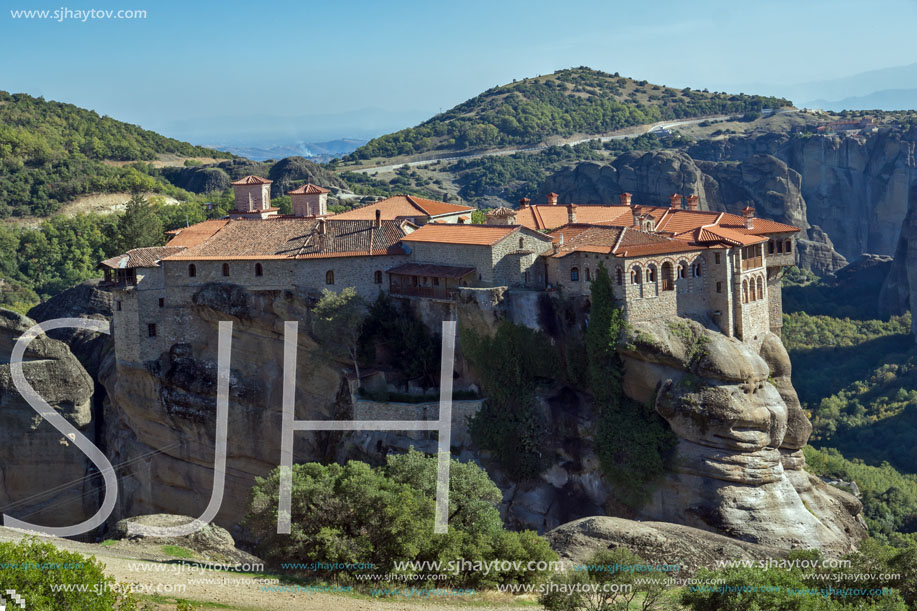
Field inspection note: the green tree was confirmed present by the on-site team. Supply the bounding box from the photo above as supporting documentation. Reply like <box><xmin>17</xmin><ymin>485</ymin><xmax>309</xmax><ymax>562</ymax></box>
<box><xmin>0</xmin><ymin>537</ymin><xmax>140</xmax><ymax>610</ymax></box>
<box><xmin>312</xmin><ymin>287</ymin><xmax>368</xmax><ymax>385</ymax></box>
<box><xmin>116</xmin><ymin>193</ymin><xmax>164</xmax><ymax>252</ymax></box>
<box><xmin>585</xmin><ymin>262</ymin><xmax>625</xmax><ymax>408</ymax></box>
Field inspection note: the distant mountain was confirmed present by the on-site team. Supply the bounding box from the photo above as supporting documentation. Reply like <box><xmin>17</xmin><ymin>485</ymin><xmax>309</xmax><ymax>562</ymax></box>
<box><xmin>348</xmin><ymin>67</ymin><xmax>791</xmax><ymax>160</ymax></box>
<box><xmin>213</xmin><ymin>139</ymin><xmax>367</xmax><ymax>162</ymax></box>
<box><xmin>804</xmin><ymin>89</ymin><xmax>917</xmax><ymax>112</ymax></box>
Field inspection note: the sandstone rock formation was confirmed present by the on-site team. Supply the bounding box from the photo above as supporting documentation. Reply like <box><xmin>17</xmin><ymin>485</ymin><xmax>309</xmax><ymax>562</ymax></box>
<box><xmin>620</xmin><ymin>318</ymin><xmax>866</xmax><ymax>553</ymax></box>
<box><xmin>100</xmin><ymin>286</ymin><xmax>348</xmax><ymax>535</ymax></box>
<box><xmin>0</xmin><ymin>309</ymin><xmax>98</xmax><ymax>528</ymax></box>
<box><xmin>546</xmin><ymin>516</ymin><xmax>788</xmax><ymax>573</ymax></box>
<box><xmin>880</xmin><ymin>185</ymin><xmax>917</xmax><ymax>328</ymax></box>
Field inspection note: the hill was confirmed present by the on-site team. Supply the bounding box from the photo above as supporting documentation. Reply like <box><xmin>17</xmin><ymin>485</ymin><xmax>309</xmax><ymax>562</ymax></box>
<box><xmin>0</xmin><ymin>90</ymin><xmax>233</xmax><ymax>217</ymax></box>
<box><xmin>347</xmin><ymin>67</ymin><xmax>791</xmax><ymax>160</ymax></box>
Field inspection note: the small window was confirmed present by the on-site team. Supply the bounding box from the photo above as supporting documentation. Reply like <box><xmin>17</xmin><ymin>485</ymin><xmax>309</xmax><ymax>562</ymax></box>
<box><xmin>615</xmin><ymin>268</ymin><xmax>623</xmax><ymax>285</ymax></box>
<box><xmin>325</xmin><ymin>270</ymin><xmax>335</xmax><ymax>285</ymax></box>
<box><xmin>374</xmin><ymin>270</ymin><xmax>382</xmax><ymax>284</ymax></box>
<box><xmin>255</xmin><ymin>263</ymin><xmax>263</xmax><ymax>277</ymax></box>
<box><xmin>433</xmin><ymin>277</ymin><xmax>440</xmax><ymax>286</ymax></box>
<box><xmin>519</xmin><ymin>237</ymin><xmax>524</xmax><ymax>249</ymax></box>
<box><xmin>785</xmin><ymin>240</ymin><xmax>792</xmax><ymax>253</ymax></box>
<box><xmin>570</xmin><ymin>267</ymin><xmax>579</xmax><ymax>282</ymax></box>
<box><xmin>678</xmin><ymin>264</ymin><xmax>686</xmax><ymax>279</ymax></box>
<box><xmin>694</xmin><ymin>264</ymin><xmax>702</xmax><ymax>277</ymax></box>
<box><xmin>222</xmin><ymin>263</ymin><xmax>230</xmax><ymax>277</ymax></box>
<box><xmin>714</xmin><ymin>253</ymin><xmax>721</xmax><ymax>264</ymax></box>
<box><xmin>768</xmin><ymin>240</ymin><xmax>775</xmax><ymax>254</ymax></box>
<box><xmin>188</xmin><ymin>264</ymin><xmax>197</xmax><ymax>278</ymax></box>
<box><xmin>158</xmin><ymin>298</ymin><xmax>164</xmax><ymax>308</ymax></box>
<box><xmin>586</xmin><ymin>268</ymin><xmax>592</xmax><ymax>281</ymax></box>
<box><xmin>632</xmin><ymin>267</ymin><xmax>643</xmax><ymax>284</ymax></box>
<box><xmin>777</xmin><ymin>240</ymin><xmax>783</xmax><ymax>253</ymax></box>
<box><xmin>116</xmin><ymin>301</ymin><xmax>122</xmax><ymax>312</ymax></box>
<box><xmin>716</xmin><ymin>281</ymin><xmax>722</xmax><ymax>293</ymax></box>
<box><xmin>148</xmin><ymin>323</ymin><xmax>157</xmax><ymax>338</ymax></box>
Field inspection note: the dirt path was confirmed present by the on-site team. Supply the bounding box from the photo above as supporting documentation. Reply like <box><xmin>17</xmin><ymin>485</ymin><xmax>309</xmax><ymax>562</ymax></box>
<box><xmin>0</xmin><ymin>527</ymin><xmax>534</xmax><ymax>610</ymax></box>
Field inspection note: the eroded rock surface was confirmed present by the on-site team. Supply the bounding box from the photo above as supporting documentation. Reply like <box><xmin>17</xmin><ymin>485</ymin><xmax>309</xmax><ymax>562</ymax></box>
<box><xmin>0</xmin><ymin>309</ymin><xmax>98</xmax><ymax>527</ymax></box>
<box><xmin>620</xmin><ymin>318</ymin><xmax>866</xmax><ymax>553</ymax></box>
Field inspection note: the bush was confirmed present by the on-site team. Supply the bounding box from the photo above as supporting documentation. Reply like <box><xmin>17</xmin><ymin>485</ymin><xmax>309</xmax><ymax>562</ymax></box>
<box><xmin>243</xmin><ymin>449</ymin><xmax>556</xmax><ymax>588</ymax></box>
<box><xmin>0</xmin><ymin>537</ymin><xmax>140</xmax><ymax>610</ymax></box>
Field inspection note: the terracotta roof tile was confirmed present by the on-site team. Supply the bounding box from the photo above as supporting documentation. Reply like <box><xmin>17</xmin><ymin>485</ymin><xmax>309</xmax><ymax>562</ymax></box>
<box><xmin>100</xmin><ymin>246</ymin><xmax>186</xmax><ymax>269</ymax></box>
<box><xmin>165</xmin><ymin>219</ymin><xmax>230</xmax><ymax>248</ymax></box>
<box><xmin>288</xmin><ymin>183</ymin><xmax>330</xmax><ymax>195</ymax></box>
<box><xmin>331</xmin><ymin>195</ymin><xmax>473</xmax><ymax>221</ymax></box>
<box><xmin>163</xmin><ymin>218</ymin><xmax>407</xmax><ymax>261</ymax></box>
<box><xmin>230</xmin><ymin>175</ymin><xmax>272</xmax><ymax>185</ymax></box>
<box><xmin>401</xmin><ymin>223</ymin><xmax>521</xmax><ymax>246</ymax></box>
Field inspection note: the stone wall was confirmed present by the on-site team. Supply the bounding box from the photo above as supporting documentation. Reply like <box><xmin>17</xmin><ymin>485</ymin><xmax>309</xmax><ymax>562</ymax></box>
<box><xmin>351</xmin><ymin>398</ymin><xmax>483</xmax><ymax>448</ymax></box>
<box><xmin>233</xmin><ymin>183</ymin><xmax>270</xmax><ymax>212</ymax></box>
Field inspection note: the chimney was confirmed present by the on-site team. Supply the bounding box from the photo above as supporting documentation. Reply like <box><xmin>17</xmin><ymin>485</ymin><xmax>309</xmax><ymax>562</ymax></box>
<box><xmin>620</xmin><ymin>192</ymin><xmax>633</xmax><ymax>206</ymax></box>
<box><xmin>669</xmin><ymin>194</ymin><xmax>683</xmax><ymax>209</ymax></box>
<box><xmin>567</xmin><ymin>203</ymin><xmax>577</xmax><ymax>224</ymax></box>
<box><xmin>686</xmin><ymin>194</ymin><xmax>699</xmax><ymax>211</ymax></box>
<box><xmin>631</xmin><ymin>205</ymin><xmax>641</xmax><ymax>227</ymax></box>
<box><xmin>519</xmin><ymin>197</ymin><xmax>531</xmax><ymax>208</ymax></box>
<box><xmin>742</xmin><ymin>206</ymin><xmax>755</xmax><ymax>230</ymax></box>
<box><xmin>559</xmin><ymin>233</ymin><xmax>564</xmax><ymax>246</ymax></box>
<box><xmin>547</xmin><ymin>192</ymin><xmax>559</xmax><ymax>206</ymax></box>
<box><xmin>374</xmin><ymin>208</ymin><xmax>382</xmax><ymax>228</ymax></box>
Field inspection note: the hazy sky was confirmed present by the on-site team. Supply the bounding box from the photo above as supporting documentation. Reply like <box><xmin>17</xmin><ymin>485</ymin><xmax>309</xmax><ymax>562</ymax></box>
<box><xmin>2</xmin><ymin>0</ymin><xmax>916</xmax><ymax>143</ymax></box>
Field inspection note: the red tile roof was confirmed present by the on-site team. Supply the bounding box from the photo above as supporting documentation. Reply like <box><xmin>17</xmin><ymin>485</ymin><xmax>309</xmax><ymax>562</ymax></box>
<box><xmin>288</xmin><ymin>183</ymin><xmax>330</xmax><ymax>195</ymax></box>
<box><xmin>163</xmin><ymin>218</ymin><xmax>407</xmax><ymax>261</ymax></box>
<box><xmin>331</xmin><ymin>195</ymin><xmax>473</xmax><ymax>221</ymax></box>
<box><xmin>230</xmin><ymin>175</ymin><xmax>272</xmax><ymax>185</ymax></box>
<box><xmin>100</xmin><ymin>246</ymin><xmax>187</xmax><ymax>269</ymax></box>
<box><xmin>165</xmin><ymin>219</ymin><xmax>231</xmax><ymax>248</ymax></box>
<box><xmin>401</xmin><ymin>224</ymin><xmax>522</xmax><ymax>246</ymax></box>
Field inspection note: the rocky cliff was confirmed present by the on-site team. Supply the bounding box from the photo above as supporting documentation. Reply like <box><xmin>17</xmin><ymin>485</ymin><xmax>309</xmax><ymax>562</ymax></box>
<box><xmin>0</xmin><ymin>309</ymin><xmax>99</xmax><ymax>528</ymax></box>
<box><xmin>620</xmin><ymin>318</ymin><xmax>865</xmax><ymax>553</ymax></box>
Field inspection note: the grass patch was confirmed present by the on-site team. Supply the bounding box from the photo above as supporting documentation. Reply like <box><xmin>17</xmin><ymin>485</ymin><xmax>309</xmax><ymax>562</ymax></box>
<box><xmin>161</xmin><ymin>544</ymin><xmax>196</xmax><ymax>559</ymax></box>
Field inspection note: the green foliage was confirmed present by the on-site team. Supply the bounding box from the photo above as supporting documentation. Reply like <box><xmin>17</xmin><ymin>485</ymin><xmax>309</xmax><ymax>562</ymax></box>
<box><xmin>464</xmin><ymin>322</ymin><xmax>558</xmax><ymax>479</ymax></box>
<box><xmin>0</xmin><ymin>537</ymin><xmax>141</xmax><ymax>610</ymax></box>
<box><xmin>116</xmin><ymin>194</ymin><xmax>164</xmax><ymax>252</ymax></box>
<box><xmin>347</xmin><ymin>67</ymin><xmax>789</xmax><ymax>159</ymax></box>
<box><xmin>540</xmin><ymin>547</ymin><xmax>672</xmax><ymax>610</ymax></box>
<box><xmin>359</xmin><ymin>292</ymin><xmax>441</xmax><ymax>388</ymax></box>
<box><xmin>312</xmin><ymin>287</ymin><xmax>369</xmax><ymax>383</ymax></box>
<box><xmin>243</xmin><ymin>449</ymin><xmax>556</xmax><ymax>588</ymax></box>
<box><xmin>587</xmin><ymin>264</ymin><xmax>676</xmax><ymax>507</ymax></box>
<box><xmin>0</xmin><ymin>90</ymin><xmax>229</xmax><ymax>217</ymax></box>
<box><xmin>160</xmin><ymin>545</ymin><xmax>195</xmax><ymax>559</ymax></box>
<box><xmin>783</xmin><ymin>264</ymin><xmax>890</xmax><ymax>320</ymax></box>
<box><xmin>805</xmin><ymin>447</ymin><xmax>917</xmax><ymax>545</ymax></box>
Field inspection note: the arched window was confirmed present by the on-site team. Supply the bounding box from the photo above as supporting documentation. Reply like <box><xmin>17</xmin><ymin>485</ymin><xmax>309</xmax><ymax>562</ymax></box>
<box><xmin>742</xmin><ymin>279</ymin><xmax>749</xmax><ymax>303</ymax></box>
<box><xmin>188</xmin><ymin>264</ymin><xmax>196</xmax><ymax>278</ymax></box>
<box><xmin>222</xmin><ymin>263</ymin><xmax>230</xmax><ymax>277</ymax></box>
<box><xmin>785</xmin><ymin>240</ymin><xmax>792</xmax><ymax>253</ymax></box>
<box><xmin>646</xmin><ymin>265</ymin><xmax>656</xmax><ymax>282</ymax></box>
<box><xmin>326</xmin><ymin>270</ymin><xmax>335</xmax><ymax>285</ymax></box>
<box><xmin>570</xmin><ymin>267</ymin><xmax>579</xmax><ymax>282</ymax></box>
<box><xmin>586</xmin><ymin>268</ymin><xmax>592</xmax><ymax>281</ymax></box>
<box><xmin>373</xmin><ymin>270</ymin><xmax>382</xmax><ymax>284</ymax></box>
<box><xmin>255</xmin><ymin>263</ymin><xmax>263</xmax><ymax>277</ymax></box>
<box><xmin>693</xmin><ymin>263</ymin><xmax>702</xmax><ymax>277</ymax></box>
<box><xmin>678</xmin><ymin>263</ymin><xmax>686</xmax><ymax>279</ymax></box>
<box><xmin>631</xmin><ymin>266</ymin><xmax>642</xmax><ymax>284</ymax></box>
<box><xmin>615</xmin><ymin>267</ymin><xmax>623</xmax><ymax>285</ymax></box>
<box><xmin>757</xmin><ymin>276</ymin><xmax>764</xmax><ymax>300</ymax></box>
<box><xmin>519</xmin><ymin>237</ymin><xmax>524</xmax><ymax>249</ymax></box>
<box><xmin>661</xmin><ymin>262</ymin><xmax>674</xmax><ymax>291</ymax></box>
<box><xmin>768</xmin><ymin>240</ymin><xmax>775</xmax><ymax>254</ymax></box>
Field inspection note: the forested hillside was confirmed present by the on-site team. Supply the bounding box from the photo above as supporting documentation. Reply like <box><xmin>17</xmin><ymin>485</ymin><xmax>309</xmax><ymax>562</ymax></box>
<box><xmin>347</xmin><ymin>67</ymin><xmax>790</xmax><ymax>159</ymax></box>
<box><xmin>0</xmin><ymin>90</ymin><xmax>232</xmax><ymax>217</ymax></box>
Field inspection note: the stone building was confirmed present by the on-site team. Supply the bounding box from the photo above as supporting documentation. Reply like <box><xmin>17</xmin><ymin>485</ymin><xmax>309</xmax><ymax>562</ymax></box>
<box><xmin>101</xmin><ymin>178</ymin><xmax>799</xmax><ymax>364</ymax></box>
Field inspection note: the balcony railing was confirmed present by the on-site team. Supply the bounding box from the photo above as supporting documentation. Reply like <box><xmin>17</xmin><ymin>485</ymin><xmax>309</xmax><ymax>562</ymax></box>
<box><xmin>390</xmin><ymin>285</ymin><xmax>458</xmax><ymax>300</ymax></box>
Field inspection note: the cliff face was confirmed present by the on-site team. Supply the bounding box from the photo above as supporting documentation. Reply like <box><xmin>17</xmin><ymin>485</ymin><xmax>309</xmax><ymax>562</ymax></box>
<box><xmin>99</xmin><ymin>286</ymin><xmax>348</xmax><ymax>533</ymax></box>
<box><xmin>0</xmin><ymin>309</ymin><xmax>98</xmax><ymax>528</ymax></box>
<box><xmin>688</xmin><ymin>128</ymin><xmax>917</xmax><ymax>262</ymax></box>
<box><xmin>540</xmin><ymin>151</ymin><xmax>846</xmax><ymax>275</ymax></box>
<box><xmin>880</xmin><ymin>184</ymin><xmax>917</xmax><ymax>327</ymax></box>
<box><xmin>620</xmin><ymin>318</ymin><xmax>865</xmax><ymax>553</ymax></box>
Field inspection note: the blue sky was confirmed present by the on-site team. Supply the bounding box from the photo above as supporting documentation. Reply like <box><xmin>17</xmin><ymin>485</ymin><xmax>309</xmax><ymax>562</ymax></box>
<box><xmin>2</xmin><ymin>0</ymin><xmax>916</xmax><ymax>144</ymax></box>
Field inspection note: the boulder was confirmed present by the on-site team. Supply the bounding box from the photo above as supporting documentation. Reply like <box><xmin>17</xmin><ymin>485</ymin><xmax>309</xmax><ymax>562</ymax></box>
<box><xmin>112</xmin><ymin>514</ymin><xmax>261</xmax><ymax>564</ymax></box>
